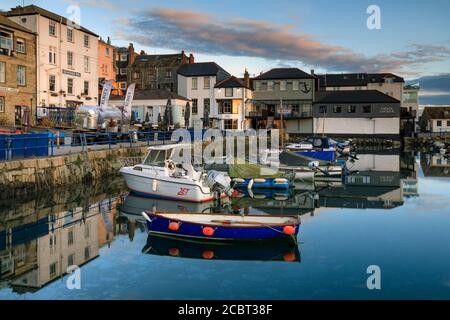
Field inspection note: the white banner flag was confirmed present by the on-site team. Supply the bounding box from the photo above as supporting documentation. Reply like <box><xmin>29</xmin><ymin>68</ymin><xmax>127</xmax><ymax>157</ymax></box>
<box><xmin>123</xmin><ymin>83</ymin><xmax>136</xmax><ymax>119</ymax></box>
<box><xmin>99</xmin><ymin>80</ymin><xmax>113</xmax><ymax>111</ymax></box>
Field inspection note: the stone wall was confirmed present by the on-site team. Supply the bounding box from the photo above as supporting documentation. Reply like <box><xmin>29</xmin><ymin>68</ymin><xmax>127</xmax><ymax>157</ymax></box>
<box><xmin>0</xmin><ymin>146</ymin><xmax>147</xmax><ymax>199</ymax></box>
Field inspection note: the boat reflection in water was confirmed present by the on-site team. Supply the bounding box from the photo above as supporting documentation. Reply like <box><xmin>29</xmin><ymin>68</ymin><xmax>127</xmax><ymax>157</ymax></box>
<box><xmin>142</xmin><ymin>235</ymin><xmax>300</xmax><ymax>263</ymax></box>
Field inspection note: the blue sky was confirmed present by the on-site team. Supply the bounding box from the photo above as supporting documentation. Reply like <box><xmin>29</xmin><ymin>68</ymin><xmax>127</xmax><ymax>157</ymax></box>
<box><xmin>2</xmin><ymin>0</ymin><xmax>450</xmax><ymax>87</ymax></box>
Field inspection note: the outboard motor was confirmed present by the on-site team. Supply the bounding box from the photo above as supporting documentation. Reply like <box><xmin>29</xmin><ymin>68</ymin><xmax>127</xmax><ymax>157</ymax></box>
<box><xmin>205</xmin><ymin>170</ymin><xmax>233</xmax><ymax>197</ymax></box>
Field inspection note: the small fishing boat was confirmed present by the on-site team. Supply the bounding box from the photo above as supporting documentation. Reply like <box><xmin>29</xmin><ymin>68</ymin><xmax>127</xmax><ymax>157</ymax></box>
<box><xmin>285</xmin><ymin>137</ymin><xmax>337</xmax><ymax>162</ymax></box>
<box><xmin>120</xmin><ymin>144</ymin><xmax>232</xmax><ymax>203</ymax></box>
<box><xmin>142</xmin><ymin>235</ymin><xmax>300</xmax><ymax>262</ymax></box>
<box><xmin>142</xmin><ymin>211</ymin><xmax>300</xmax><ymax>241</ymax></box>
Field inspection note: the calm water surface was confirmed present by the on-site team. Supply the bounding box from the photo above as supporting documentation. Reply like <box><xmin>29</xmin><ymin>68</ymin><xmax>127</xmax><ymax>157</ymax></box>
<box><xmin>1</xmin><ymin>152</ymin><xmax>450</xmax><ymax>300</ymax></box>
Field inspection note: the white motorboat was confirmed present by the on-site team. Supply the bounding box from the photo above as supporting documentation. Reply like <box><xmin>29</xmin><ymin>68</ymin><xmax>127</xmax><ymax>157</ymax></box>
<box><xmin>120</xmin><ymin>144</ymin><xmax>232</xmax><ymax>203</ymax></box>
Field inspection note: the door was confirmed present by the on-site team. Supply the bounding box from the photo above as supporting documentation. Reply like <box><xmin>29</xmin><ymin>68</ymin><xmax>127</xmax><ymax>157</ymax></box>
<box><xmin>15</xmin><ymin>106</ymin><xmax>22</xmax><ymax>126</ymax></box>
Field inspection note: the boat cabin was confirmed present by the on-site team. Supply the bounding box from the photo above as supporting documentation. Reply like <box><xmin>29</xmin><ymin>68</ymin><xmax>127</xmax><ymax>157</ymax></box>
<box><xmin>142</xmin><ymin>144</ymin><xmax>191</xmax><ymax>167</ymax></box>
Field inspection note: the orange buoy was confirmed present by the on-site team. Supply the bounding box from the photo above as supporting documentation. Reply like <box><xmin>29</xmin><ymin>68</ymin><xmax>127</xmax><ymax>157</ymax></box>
<box><xmin>283</xmin><ymin>225</ymin><xmax>296</xmax><ymax>235</ymax></box>
<box><xmin>168</xmin><ymin>248</ymin><xmax>180</xmax><ymax>256</ymax></box>
<box><xmin>168</xmin><ymin>222</ymin><xmax>180</xmax><ymax>231</ymax></box>
<box><xmin>283</xmin><ymin>252</ymin><xmax>296</xmax><ymax>262</ymax></box>
<box><xmin>202</xmin><ymin>227</ymin><xmax>215</xmax><ymax>236</ymax></box>
<box><xmin>202</xmin><ymin>250</ymin><xmax>215</xmax><ymax>260</ymax></box>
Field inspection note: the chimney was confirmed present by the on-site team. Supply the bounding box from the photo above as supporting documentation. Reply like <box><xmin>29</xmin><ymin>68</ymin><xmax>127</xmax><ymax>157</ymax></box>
<box><xmin>128</xmin><ymin>43</ymin><xmax>135</xmax><ymax>66</ymax></box>
<box><xmin>189</xmin><ymin>53</ymin><xmax>195</xmax><ymax>64</ymax></box>
<box><xmin>181</xmin><ymin>50</ymin><xmax>186</xmax><ymax>64</ymax></box>
<box><xmin>107</xmin><ymin>36</ymin><xmax>111</xmax><ymax>45</ymax></box>
<box><xmin>244</xmin><ymin>68</ymin><xmax>250</xmax><ymax>88</ymax></box>
<box><xmin>140</xmin><ymin>50</ymin><xmax>146</xmax><ymax>55</ymax></box>
<box><xmin>311</xmin><ymin>69</ymin><xmax>315</xmax><ymax>76</ymax></box>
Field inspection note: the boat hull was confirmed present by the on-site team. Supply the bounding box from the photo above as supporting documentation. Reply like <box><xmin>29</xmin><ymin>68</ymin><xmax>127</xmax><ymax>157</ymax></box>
<box><xmin>145</xmin><ymin>213</ymin><xmax>299</xmax><ymax>242</ymax></box>
<box><xmin>294</xmin><ymin>150</ymin><xmax>336</xmax><ymax>162</ymax></box>
<box><xmin>233</xmin><ymin>178</ymin><xmax>290</xmax><ymax>190</ymax></box>
<box><xmin>120</xmin><ymin>167</ymin><xmax>214</xmax><ymax>203</ymax></box>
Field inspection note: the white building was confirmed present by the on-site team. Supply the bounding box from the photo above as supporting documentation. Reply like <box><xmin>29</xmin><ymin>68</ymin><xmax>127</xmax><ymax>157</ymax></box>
<box><xmin>177</xmin><ymin>62</ymin><xmax>230</xmax><ymax>128</ymax></box>
<box><xmin>214</xmin><ymin>75</ymin><xmax>253</xmax><ymax>130</ymax></box>
<box><xmin>109</xmin><ymin>90</ymin><xmax>190</xmax><ymax>128</ymax></box>
<box><xmin>7</xmin><ymin>5</ymin><xmax>99</xmax><ymax>108</ymax></box>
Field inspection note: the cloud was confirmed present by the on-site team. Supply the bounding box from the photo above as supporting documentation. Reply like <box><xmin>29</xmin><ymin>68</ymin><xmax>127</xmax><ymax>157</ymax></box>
<box><xmin>64</xmin><ymin>0</ymin><xmax>121</xmax><ymax>11</ymax></box>
<box><xmin>115</xmin><ymin>7</ymin><xmax>450</xmax><ymax>74</ymax></box>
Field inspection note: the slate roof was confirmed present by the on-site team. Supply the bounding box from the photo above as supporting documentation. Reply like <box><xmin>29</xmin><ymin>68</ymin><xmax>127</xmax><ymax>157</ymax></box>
<box><xmin>6</xmin><ymin>5</ymin><xmax>98</xmax><ymax>37</ymax></box>
<box><xmin>133</xmin><ymin>53</ymin><xmax>188</xmax><ymax>68</ymax></box>
<box><xmin>177</xmin><ymin>62</ymin><xmax>230</xmax><ymax>77</ymax></box>
<box><xmin>254</xmin><ymin>68</ymin><xmax>315</xmax><ymax>80</ymax></box>
<box><xmin>109</xmin><ymin>90</ymin><xmax>189</xmax><ymax>101</ymax></box>
<box><xmin>0</xmin><ymin>13</ymin><xmax>35</xmax><ymax>34</ymax></box>
<box><xmin>215</xmin><ymin>76</ymin><xmax>249</xmax><ymax>89</ymax></box>
<box><xmin>315</xmin><ymin>90</ymin><xmax>401</xmax><ymax>104</ymax></box>
<box><xmin>318</xmin><ymin>73</ymin><xmax>405</xmax><ymax>87</ymax></box>
<box><xmin>421</xmin><ymin>106</ymin><xmax>450</xmax><ymax>119</ymax></box>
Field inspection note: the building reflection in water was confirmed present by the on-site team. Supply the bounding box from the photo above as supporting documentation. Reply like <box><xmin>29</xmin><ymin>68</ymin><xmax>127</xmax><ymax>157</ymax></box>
<box><xmin>420</xmin><ymin>153</ymin><xmax>450</xmax><ymax>177</ymax></box>
<box><xmin>0</xmin><ymin>180</ymin><xmax>125</xmax><ymax>294</ymax></box>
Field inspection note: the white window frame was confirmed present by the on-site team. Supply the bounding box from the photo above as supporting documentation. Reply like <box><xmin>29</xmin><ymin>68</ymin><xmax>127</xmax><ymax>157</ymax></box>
<box><xmin>16</xmin><ymin>38</ymin><xmax>26</xmax><ymax>53</ymax></box>
<box><xmin>49</xmin><ymin>21</ymin><xmax>56</xmax><ymax>36</ymax></box>
<box><xmin>120</xmin><ymin>68</ymin><xmax>127</xmax><ymax>75</ymax></box>
<box><xmin>17</xmin><ymin>65</ymin><xmax>26</xmax><ymax>86</ymax></box>
<box><xmin>225</xmin><ymin>88</ymin><xmax>233</xmax><ymax>97</ymax></box>
<box><xmin>67</xmin><ymin>51</ymin><xmax>73</xmax><ymax>68</ymax></box>
<box><xmin>280</xmin><ymin>80</ymin><xmax>286</xmax><ymax>91</ymax></box>
<box><xmin>0</xmin><ymin>62</ymin><xmax>5</xmax><ymax>83</ymax></box>
<box><xmin>191</xmin><ymin>77</ymin><xmax>198</xmax><ymax>90</ymax></box>
<box><xmin>83</xmin><ymin>81</ymin><xmax>89</xmax><ymax>95</ymax></box>
<box><xmin>49</xmin><ymin>46</ymin><xmax>57</xmax><ymax>65</ymax></box>
<box><xmin>292</xmin><ymin>80</ymin><xmax>299</xmax><ymax>91</ymax></box>
<box><xmin>49</xmin><ymin>74</ymin><xmax>56</xmax><ymax>92</ymax></box>
<box><xmin>67</xmin><ymin>78</ymin><xmax>74</xmax><ymax>94</ymax></box>
<box><xmin>84</xmin><ymin>34</ymin><xmax>90</xmax><ymax>48</ymax></box>
<box><xmin>105</xmin><ymin>47</ymin><xmax>110</xmax><ymax>56</ymax></box>
<box><xmin>203</xmin><ymin>76</ymin><xmax>210</xmax><ymax>89</ymax></box>
<box><xmin>67</xmin><ymin>27</ymin><xmax>73</xmax><ymax>42</ymax></box>
<box><xmin>120</xmin><ymin>54</ymin><xmax>127</xmax><ymax>62</ymax></box>
<box><xmin>267</xmin><ymin>81</ymin><xmax>274</xmax><ymax>92</ymax></box>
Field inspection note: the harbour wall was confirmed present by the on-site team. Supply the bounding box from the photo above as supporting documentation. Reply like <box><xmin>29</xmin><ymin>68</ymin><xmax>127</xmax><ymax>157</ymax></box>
<box><xmin>0</xmin><ymin>146</ymin><xmax>147</xmax><ymax>199</ymax></box>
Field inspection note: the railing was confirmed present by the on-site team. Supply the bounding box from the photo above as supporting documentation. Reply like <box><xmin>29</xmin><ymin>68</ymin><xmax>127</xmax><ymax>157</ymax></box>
<box><xmin>0</xmin><ymin>131</ymin><xmax>174</xmax><ymax>162</ymax></box>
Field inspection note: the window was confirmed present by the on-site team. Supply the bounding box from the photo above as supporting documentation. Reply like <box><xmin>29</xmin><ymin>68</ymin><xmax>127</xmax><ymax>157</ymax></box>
<box><xmin>17</xmin><ymin>65</ymin><xmax>25</xmax><ymax>86</ymax></box>
<box><xmin>105</xmin><ymin>47</ymin><xmax>110</xmax><ymax>56</ymax></box>
<box><xmin>204</xmin><ymin>98</ymin><xmax>210</xmax><ymax>114</ymax></box>
<box><xmin>267</xmin><ymin>81</ymin><xmax>274</xmax><ymax>91</ymax></box>
<box><xmin>204</xmin><ymin>76</ymin><xmax>210</xmax><ymax>89</ymax></box>
<box><xmin>222</xmin><ymin>101</ymin><xmax>232</xmax><ymax>114</ymax></box>
<box><xmin>68</xmin><ymin>229</ymin><xmax>74</xmax><ymax>245</ymax></box>
<box><xmin>348</xmin><ymin>105</ymin><xmax>356</xmax><ymax>113</ymax></box>
<box><xmin>67</xmin><ymin>51</ymin><xmax>73</xmax><ymax>68</ymax></box>
<box><xmin>67</xmin><ymin>28</ymin><xmax>73</xmax><ymax>42</ymax></box>
<box><xmin>67</xmin><ymin>78</ymin><xmax>73</xmax><ymax>94</ymax></box>
<box><xmin>83</xmin><ymin>81</ymin><xmax>89</xmax><ymax>95</ymax></box>
<box><xmin>333</xmin><ymin>105</ymin><xmax>342</xmax><ymax>113</ymax></box>
<box><xmin>84</xmin><ymin>246</ymin><xmax>91</xmax><ymax>260</ymax></box>
<box><xmin>225</xmin><ymin>88</ymin><xmax>233</xmax><ymax>97</ymax></box>
<box><xmin>84</xmin><ymin>56</ymin><xmax>90</xmax><ymax>72</ymax></box>
<box><xmin>192</xmin><ymin>77</ymin><xmax>198</xmax><ymax>90</ymax></box>
<box><xmin>50</xmin><ymin>263</ymin><xmax>57</xmax><ymax>278</ymax></box>
<box><xmin>280</xmin><ymin>80</ymin><xmax>286</xmax><ymax>91</ymax></box>
<box><xmin>362</xmin><ymin>105</ymin><xmax>372</xmax><ymax>113</ymax></box>
<box><xmin>120</xmin><ymin>54</ymin><xmax>127</xmax><ymax>62</ymax></box>
<box><xmin>192</xmin><ymin>99</ymin><xmax>198</xmax><ymax>114</ymax></box>
<box><xmin>119</xmin><ymin>82</ymin><xmax>127</xmax><ymax>90</ymax></box>
<box><xmin>292</xmin><ymin>80</ymin><xmax>299</xmax><ymax>91</ymax></box>
<box><xmin>49</xmin><ymin>21</ymin><xmax>56</xmax><ymax>36</ymax></box>
<box><xmin>319</xmin><ymin>105</ymin><xmax>327</xmax><ymax>114</ymax></box>
<box><xmin>165</xmin><ymin>70</ymin><xmax>172</xmax><ymax>78</ymax></box>
<box><xmin>120</xmin><ymin>68</ymin><xmax>127</xmax><ymax>75</ymax></box>
<box><xmin>49</xmin><ymin>75</ymin><xmax>56</xmax><ymax>92</ymax></box>
<box><xmin>68</xmin><ymin>254</ymin><xmax>74</xmax><ymax>266</ymax></box>
<box><xmin>255</xmin><ymin>81</ymin><xmax>261</xmax><ymax>91</ymax></box>
<box><xmin>84</xmin><ymin>222</ymin><xmax>90</xmax><ymax>239</ymax></box>
<box><xmin>0</xmin><ymin>62</ymin><xmax>5</xmax><ymax>83</ymax></box>
<box><xmin>16</xmin><ymin>38</ymin><xmax>26</xmax><ymax>53</ymax></box>
<box><xmin>49</xmin><ymin>46</ymin><xmax>56</xmax><ymax>64</ymax></box>
<box><xmin>0</xmin><ymin>97</ymin><xmax>4</xmax><ymax>113</ymax></box>
<box><xmin>0</xmin><ymin>31</ymin><xmax>13</xmax><ymax>52</ymax></box>
<box><xmin>224</xmin><ymin>119</ymin><xmax>238</xmax><ymax>130</ymax></box>
<box><xmin>437</xmin><ymin>120</ymin><xmax>442</xmax><ymax>127</ymax></box>
<box><xmin>84</xmin><ymin>34</ymin><xmax>90</xmax><ymax>47</ymax></box>
<box><xmin>447</xmin><ymin>121</ymin><xmax>450</xmax><ymax>127</ymax></box>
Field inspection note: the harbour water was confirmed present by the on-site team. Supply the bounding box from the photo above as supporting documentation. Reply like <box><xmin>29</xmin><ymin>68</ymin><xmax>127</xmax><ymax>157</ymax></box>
<box><xmin>1</xmin><ymin>152</ymin><xmax>450</xmax><ymax>300</ymax></box>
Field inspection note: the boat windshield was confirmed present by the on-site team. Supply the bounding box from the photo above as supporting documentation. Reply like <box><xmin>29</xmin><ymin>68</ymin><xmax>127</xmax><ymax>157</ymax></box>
<box><xmin>143</xmin><ymin>149</ymin><xmax>168</xmax><ymax>167</ymax></box>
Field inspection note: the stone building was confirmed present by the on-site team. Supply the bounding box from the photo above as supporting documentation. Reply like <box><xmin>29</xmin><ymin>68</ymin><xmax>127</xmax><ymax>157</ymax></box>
<box><xmin>0</xmin><ymin>14</ymin><xmax>36</xmax><ymax>126</ymax></box>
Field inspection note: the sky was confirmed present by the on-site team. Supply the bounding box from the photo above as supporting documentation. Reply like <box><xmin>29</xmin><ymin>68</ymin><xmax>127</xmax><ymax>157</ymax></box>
<box><xmin>1</xmin><ymin>0</ymin><xmax>450</xmax><ymax>101</ymax></box>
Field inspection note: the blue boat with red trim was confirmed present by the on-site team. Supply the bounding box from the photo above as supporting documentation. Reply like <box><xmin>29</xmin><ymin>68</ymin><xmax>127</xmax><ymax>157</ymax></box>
<box><xmin>142</xmin><ymin>211</ymin><xmax>300</xmax><ymax>242</ymax></box>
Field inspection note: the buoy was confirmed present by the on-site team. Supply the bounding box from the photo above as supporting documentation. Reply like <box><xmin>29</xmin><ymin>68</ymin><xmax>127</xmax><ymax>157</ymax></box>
<box><xmin>168</xmin><ymin>248</ymin><xmax>180</xmax><ymax>256</ymax></box>
<box><xmin>283</xmin><ymin>252</ymin><xmax>296</xmax><ymax>262</ymax></box>
<box><xmin>168</xmin><ymin>222</ymin><xmax>180</xmax><ymax>231</ymax></box>
<box><xmin>283</xmin><ymin>226</ymin><xmax>296</xmax><ymax>235</ymax></box>
<box><xmin>202</xmin><ymin>250</ymin><xmax>215</xmax><ymax>260</ymax></box>
<box><xmin>202</xmin><ymin>227</ymin><xmax>215</xmax><ymax>236</ymax></box>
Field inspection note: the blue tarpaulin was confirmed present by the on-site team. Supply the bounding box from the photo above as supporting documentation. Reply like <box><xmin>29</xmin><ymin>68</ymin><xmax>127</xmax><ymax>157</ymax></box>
<box><xmin>0</xmin><ymin>133</ymin><xmax>49</xmax><ymax>160</ymax></box>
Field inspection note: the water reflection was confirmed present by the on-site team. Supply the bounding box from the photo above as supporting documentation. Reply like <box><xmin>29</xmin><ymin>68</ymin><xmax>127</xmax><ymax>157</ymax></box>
<box><xmin>421</xmin><ymin>153</ymin><xmax>450</xmax><ymax>177</ymax></box>
<box><xmin>0</xmin><ymin>152</ymin><xmax>430</xmax><ymax>298</ymax></box>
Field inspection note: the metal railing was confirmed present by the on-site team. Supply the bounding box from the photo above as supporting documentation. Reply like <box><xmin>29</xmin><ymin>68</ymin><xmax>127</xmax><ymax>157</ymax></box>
<box><xmin>0</xmin><ymin>131</ymin><xmax>174</xmax><ymax>162</ymax></box>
